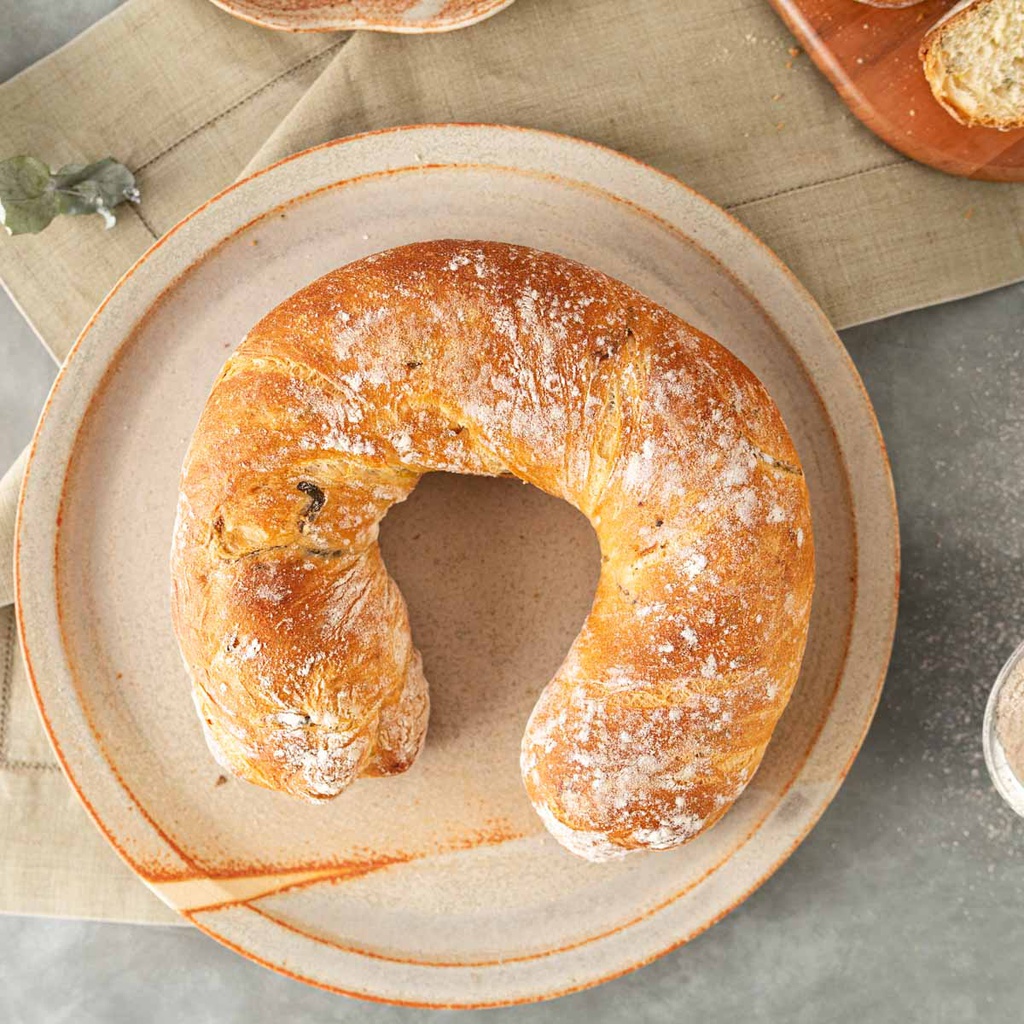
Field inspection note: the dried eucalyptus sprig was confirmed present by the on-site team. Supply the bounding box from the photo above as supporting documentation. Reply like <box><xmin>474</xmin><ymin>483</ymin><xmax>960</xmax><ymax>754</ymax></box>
<box><xmin>0</xmin><ymin>156</ymin><xmax>139</xmax><ymax>236</ymax></box>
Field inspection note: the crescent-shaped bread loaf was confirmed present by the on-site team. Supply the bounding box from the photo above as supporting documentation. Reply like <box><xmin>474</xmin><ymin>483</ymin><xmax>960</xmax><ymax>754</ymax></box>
<box><xmin>170</xmin><ymin>240</ymin><xmax>815</xmax><ymax>862</ymax></box>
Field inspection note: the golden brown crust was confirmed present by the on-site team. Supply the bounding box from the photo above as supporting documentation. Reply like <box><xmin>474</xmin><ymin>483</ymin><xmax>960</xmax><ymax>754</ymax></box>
<box><xmin>170</xmin><ymin>240</ymin><xmax>814</xmax><ymax>860</ymax></box>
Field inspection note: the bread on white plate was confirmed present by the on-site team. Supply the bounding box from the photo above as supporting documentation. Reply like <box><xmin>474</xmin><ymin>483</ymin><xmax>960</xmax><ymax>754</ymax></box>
<box><xmin>921</xmin><ymin>0</ymin><xmax>1024</xmax><ymax>130</ymax></box>
<box><xmin>170</xmin><ymin>240</ymin><xmax>815</xmax><ymax>862</ymax></box>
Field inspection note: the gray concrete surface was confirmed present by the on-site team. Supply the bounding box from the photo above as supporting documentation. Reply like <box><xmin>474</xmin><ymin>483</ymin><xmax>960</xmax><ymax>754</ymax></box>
<box><xmin>3</xmin><ymin>3</ymin><xmax>1024</xmax><ymax>1022</ymax></box>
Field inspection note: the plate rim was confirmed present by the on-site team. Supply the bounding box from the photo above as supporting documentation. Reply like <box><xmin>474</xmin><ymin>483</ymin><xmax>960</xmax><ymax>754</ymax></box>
<box><xmin>15</xmin><ymin>122</ymin><xmax>900</xmax><ymax>1007</ymax></box>
<box><xmin>205</xmin><ymin>0</ymin><xmax>517</xmax><ymax>33</ymax></box>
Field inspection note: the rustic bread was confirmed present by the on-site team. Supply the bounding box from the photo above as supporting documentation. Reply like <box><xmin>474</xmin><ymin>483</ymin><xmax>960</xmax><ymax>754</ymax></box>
<box><xmin>170</xmin><ymin>240</ymin><xmax>815</xmax><ymax>861</ymax></box>
<box><xmin>921</xmin><ymin>0</ymin><xmax>1024</xmax><ymax>129</ymax></box>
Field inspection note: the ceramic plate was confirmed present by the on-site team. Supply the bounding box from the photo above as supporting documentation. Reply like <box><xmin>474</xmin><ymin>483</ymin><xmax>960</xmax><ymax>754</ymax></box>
<box><xmin>16</xmin><ymin>124</ymin><xmax>898</xmax><ymax>1007</ymax></box>
<box><xmin>207</xmin><ymin>0</ymin><xmax>516</xmax><ymax>33</ymax></box>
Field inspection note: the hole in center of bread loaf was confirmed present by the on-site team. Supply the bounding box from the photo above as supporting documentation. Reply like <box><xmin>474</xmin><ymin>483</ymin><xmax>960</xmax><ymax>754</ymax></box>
<box><xmin>377</xmin><ymin>473</ymin><xmax>600</xmax><ymax>755</ymax></box>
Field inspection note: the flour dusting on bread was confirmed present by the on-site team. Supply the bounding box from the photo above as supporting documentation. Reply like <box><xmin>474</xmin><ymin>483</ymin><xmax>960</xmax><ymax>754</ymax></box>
<box><xmin>170</xmin><ymin>241</ymin><xmax>814</xmax><ymax>860</ymax></box>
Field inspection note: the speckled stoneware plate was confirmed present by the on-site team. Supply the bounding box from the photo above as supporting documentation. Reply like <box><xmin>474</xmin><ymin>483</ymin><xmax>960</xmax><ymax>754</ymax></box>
<box><xmin>16</xmin><ymin>124</ymin><xmax>898</xmax><ymax>1007</ymax></box>
<box><xmin>207</xmin><ymin>0</ymin><xmax>515</xmax><ymax>32</ymax></box>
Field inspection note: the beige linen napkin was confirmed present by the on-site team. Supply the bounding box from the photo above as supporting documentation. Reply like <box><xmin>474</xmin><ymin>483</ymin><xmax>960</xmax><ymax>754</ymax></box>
<box><xmin>0</xmin><ymin>0</ymin><xmax>1021</xmax><ymax>924</ymax></box>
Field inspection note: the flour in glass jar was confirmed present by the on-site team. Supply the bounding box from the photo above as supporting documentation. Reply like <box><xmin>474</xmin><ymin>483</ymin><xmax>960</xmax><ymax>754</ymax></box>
<box><xmin>996</xmin><ymin>657</ymin><xmax>1024</xmax><ymax>784</ymax></box>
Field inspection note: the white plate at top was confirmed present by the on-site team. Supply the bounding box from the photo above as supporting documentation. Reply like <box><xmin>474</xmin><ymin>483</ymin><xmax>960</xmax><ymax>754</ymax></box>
<box><xmin>207</xmin><ymin>0</ymin><xmax>516</xmax><ymax>33</ymax></box>
<box><xmin>16</xmin><ymin>124</ymin><xmax>898</xmax><ymax>1008</ymax></box>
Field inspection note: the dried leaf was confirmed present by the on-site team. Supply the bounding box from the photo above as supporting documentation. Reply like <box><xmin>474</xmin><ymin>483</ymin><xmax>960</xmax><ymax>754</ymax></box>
<box><xmin>0</xmin><ymin>156</ymin><xmax>60</xmax><ymax>235</ymax></box>
<box><xmin>0</xmin><ymin>155</ymin><xmax>139</xmax><ymax>236</ymax></box>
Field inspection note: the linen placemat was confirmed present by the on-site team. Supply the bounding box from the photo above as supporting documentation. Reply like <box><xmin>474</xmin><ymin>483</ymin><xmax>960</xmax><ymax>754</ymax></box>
<box><xmin>0</xmin><ymin>0</ymin><xmax>1021</xmax><ymax>924</ymax></box>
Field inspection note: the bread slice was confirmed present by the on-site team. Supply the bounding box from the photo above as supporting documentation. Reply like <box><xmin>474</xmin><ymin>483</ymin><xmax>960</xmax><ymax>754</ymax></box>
<box><xmin>920</xmin><ymin>0</ymin><xmax>1024</xmax><ymax>130</ymax></box>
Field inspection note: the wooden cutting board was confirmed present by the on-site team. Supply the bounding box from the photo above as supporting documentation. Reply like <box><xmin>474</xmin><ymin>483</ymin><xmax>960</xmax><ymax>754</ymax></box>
<box><xmin>767</xmin><ymin>0</ymin><xmax>1024</xmax><ymax>181</ymax></box>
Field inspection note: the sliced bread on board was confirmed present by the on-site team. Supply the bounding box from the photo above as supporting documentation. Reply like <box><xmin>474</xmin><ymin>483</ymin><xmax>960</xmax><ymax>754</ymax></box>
<box><xmin>921</xmin><ymin>0</ymin><xmax>1024</xmax><ymax>129</ymax></box>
